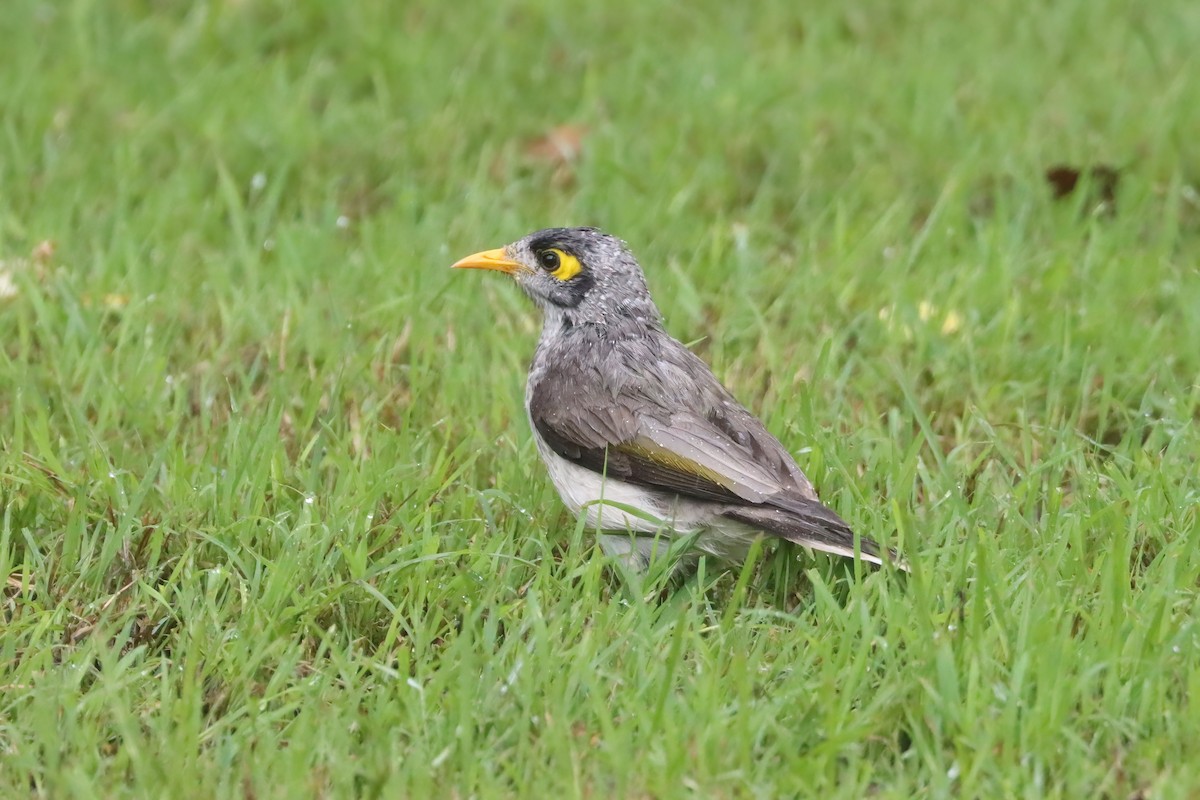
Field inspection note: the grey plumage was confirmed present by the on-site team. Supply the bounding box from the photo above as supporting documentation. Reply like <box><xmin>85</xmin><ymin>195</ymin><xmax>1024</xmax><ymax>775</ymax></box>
<box><xmin>452</xmin><ymin>227</ymin><xmax>898</xmax><ymax>574</ymax></box>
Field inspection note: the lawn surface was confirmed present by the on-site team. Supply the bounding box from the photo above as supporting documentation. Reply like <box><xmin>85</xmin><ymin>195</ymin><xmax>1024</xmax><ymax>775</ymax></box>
<box><xmin>3</xmin><ymin>0</ymin><xmax>1200</xmax><ymax>797</ymax></box>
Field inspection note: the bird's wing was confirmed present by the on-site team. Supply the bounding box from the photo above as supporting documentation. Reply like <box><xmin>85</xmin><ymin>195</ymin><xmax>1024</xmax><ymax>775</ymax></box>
<box><xmin>532</xmin><ymin>374</ymin><xmax>900</xmax><ymax>568</ymax></box>
<box><xmin>529</xmin><ymin>344</ymin><xmax>818</xmax><ymax>512</ymax></box>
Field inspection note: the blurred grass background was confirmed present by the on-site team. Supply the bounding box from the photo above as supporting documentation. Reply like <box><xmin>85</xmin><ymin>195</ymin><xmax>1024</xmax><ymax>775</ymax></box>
<box><xmin>2</xmin><ymin>0</ymin><xmax>1199</xmax><ymax>796</ymax></box>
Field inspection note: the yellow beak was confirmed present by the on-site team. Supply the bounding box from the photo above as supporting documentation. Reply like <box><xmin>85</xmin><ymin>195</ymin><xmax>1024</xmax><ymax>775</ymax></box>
<box><xmin>450</xmin><ymin>247</ymin><xmax>523</xmax><ymax>274</ymax></box>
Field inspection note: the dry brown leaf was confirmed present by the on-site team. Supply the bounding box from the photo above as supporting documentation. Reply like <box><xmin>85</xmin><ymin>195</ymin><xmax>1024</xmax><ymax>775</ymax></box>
<box><xmin>1045</xmin><ymin>163</ymin><xmax>1120</xmax><ymax>215</ymax></box>
<box><xmin>523</xmin><ymin>124</ymin><xmax>588</xmax><ymax>166</ymax></box>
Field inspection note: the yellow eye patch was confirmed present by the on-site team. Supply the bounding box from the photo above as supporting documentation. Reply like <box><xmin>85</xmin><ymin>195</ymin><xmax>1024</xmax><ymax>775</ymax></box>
<box><xmin>538</xmin><ymin>248</ymin><xmax>583</xmax><ymax>282</ymax></box>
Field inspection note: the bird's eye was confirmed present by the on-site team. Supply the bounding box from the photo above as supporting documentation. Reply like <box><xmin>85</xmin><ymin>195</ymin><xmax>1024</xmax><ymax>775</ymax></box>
<box><xmin>534</xmin><ymin>247</ymin><xmax>583</xmax><ymax>281</ymax></box>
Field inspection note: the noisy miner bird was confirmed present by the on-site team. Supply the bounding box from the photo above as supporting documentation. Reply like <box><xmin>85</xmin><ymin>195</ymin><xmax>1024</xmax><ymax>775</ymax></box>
<box><xmin>452</xmin><ymin>227</ymin><xmax>898</xmax><ymax>574</ymax></box>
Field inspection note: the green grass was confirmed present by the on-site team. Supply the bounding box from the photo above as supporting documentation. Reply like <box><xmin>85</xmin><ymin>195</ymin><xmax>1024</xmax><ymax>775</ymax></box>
<box><xmin>3</xmin><ymin>0</ymin><xmax>1199</xmax><ymax>796</ymax></box>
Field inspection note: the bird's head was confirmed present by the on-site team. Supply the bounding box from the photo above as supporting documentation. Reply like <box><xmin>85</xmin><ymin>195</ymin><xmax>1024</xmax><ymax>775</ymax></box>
<box><xmin>451</xmin><ymin>227</ymin><xmax>663</xmax><ymax>328</ymax></box>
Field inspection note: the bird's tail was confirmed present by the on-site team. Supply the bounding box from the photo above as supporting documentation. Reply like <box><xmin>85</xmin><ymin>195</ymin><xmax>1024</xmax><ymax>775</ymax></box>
<box><xmin>721</xmin><ymin>503</ymin><xmax>907</xmax><ymax>571</ymax></box>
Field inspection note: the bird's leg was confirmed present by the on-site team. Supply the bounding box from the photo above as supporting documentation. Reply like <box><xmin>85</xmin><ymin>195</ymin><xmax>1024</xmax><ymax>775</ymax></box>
<box><xmin>598</xmin><ymin>532</ymin><xmax>701</xmax><ymax>588</ymax></box>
